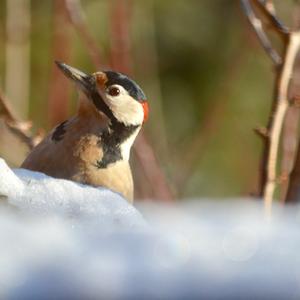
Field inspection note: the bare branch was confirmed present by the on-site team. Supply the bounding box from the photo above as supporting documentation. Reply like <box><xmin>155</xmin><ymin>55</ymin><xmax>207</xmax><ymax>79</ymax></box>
<box><xmin>241</xmin><ymin>0</ymin><xmax>282</xmax><ymax>65</ymax></box>
<box><xmin>0</xmin><ymin>89</ymin><xmax>19</xmax><ymax>124</ymax></box>
<box><xmin>5</xmin><ymin>124</ymin><xmax>44</xmax><ymax>150</ymax></box>
<box><xmin>254</xmin><ymin>126</ymin><xmax>269</xmax><ymax>139</ymax></box>
<box><xmin>262</xmin><ymin>0</ymin><xmax>276</xmax><ymax>14</ymax></box>
<box><xmin>242</xmin><ymin>0</ymin><xmax>300</xmax><ymax>212</ymax></box>
<box><xmin>263</xmin><ymin>32</ymin><xmax>300</xmax><ymax>212</ymax></box>
<box><xmin>253</xmin><ymin>0</ymin><xmax>290</xmax><ymax>36</ymax></box>
<box><xmin>0</xmin><ymin>89</ymin><xmax>43</xmax><ymax>149</ymax></box>
<box><xmin>283</xmin><ymin>3</ymin><xmax>300</xmax><ymax>202</ymax></box>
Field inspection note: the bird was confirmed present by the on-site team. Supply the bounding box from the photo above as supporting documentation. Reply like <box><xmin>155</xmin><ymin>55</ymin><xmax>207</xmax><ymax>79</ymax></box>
<box><xmin>21</xmin><ymin>61</ymin><xmax>149</xmax><ymax>203</ymax></box>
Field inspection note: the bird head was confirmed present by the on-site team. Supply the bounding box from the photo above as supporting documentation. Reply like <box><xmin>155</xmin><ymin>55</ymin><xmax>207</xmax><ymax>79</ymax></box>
<box><xmin>55</xmin><ymin>61</ymin><xmax>149</xmax><ymax>127</ymax></box>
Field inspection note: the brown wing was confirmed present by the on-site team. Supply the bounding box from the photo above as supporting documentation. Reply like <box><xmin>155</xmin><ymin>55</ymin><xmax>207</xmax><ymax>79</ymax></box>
<box><xmin>21</xmin><ymin>114</ymin><xmax>133</xmax><ymax>201</ymax></box>
<box><xmin>21</xmin><ymin>117</ymin><xmax>104</xmax><ymax>179</ymax></box>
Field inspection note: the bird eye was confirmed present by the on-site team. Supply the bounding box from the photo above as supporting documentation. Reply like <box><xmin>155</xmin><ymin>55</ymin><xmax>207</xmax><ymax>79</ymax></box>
<box><xmin>107</xmin><ymin>86</ymin><xmax>120</xmax><ymax>97</ymax></box>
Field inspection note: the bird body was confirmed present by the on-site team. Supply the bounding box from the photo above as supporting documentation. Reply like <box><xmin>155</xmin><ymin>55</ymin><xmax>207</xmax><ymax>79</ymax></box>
<box><xmin>21</xmin><ymin>63</ymin><xmax>148</xmax><ymax>202</ymax></box>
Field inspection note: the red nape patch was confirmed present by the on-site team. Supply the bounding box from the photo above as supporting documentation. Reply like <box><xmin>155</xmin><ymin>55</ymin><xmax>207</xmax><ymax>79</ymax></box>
<box><xmin>141</xmin><ymin>102</ymin><xmax>149</xmax><ymax>122</ymax></box>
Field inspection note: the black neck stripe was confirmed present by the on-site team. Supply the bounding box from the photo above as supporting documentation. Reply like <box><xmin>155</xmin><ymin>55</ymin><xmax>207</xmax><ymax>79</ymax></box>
<box><xmin>96</xmin><ymin>123</ymin><xmax>139</xmax><ymax>168</ymax></box>
<box><xmin>90</xmin><ymin>90</ymin><xmax>118</xmax><ymax>124</ymax></box>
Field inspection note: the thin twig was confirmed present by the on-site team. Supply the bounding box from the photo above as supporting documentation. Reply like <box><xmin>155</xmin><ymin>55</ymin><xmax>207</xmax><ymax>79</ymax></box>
<box><xmin>241</xmin><ymin>0</ymin><xmax>300</xmax><ymax>213</ymax></box>
<box><xmin>262</xmin><ymin>0</ymin><xmax>276</xmax><ymax>14</ymax></box>
<box><xmin>241</xmin><ymin>0</ymin><xmax>282</xmax><ymax>65</ymax></box>
<box><xmin>285</xmin><ymin>3</ymin><xmax>300</xmax><ymax>202</ymax></box>
<box><xmin>0</xmin><ymin>89</ymin><xmax>43</xmax><ymax>149</ymax></box>
<box><xmin>0</xmin><ymin>89</ymin><xmax>19</xmax><ymax>124</ymax></box>
<box><xmin>253</xmin><ymin>0</ymin><xmax>290</xmax><ymax>36</ymax></box>
<box><xmin>254</xmin><ymin>126</ymin><xmax>269</xmax><ymax>139</ymax></box>
<box><xmin>241</xmin><ymin>0</ymin><xmax>283</xmax><ymax>197</ymax></box>
<box><xmin>263</xmin><ymin>32</ymin><xmax>300</xmax><ymax>214</ymax></box>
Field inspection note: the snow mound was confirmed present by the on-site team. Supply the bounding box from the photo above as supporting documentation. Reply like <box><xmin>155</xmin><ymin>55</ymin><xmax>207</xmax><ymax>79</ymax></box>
<box><xmin>1</xmin><ymin>158</ymin><xmax>300</xmax><ymax>299</ymax></box>
<box><xmin>0</xmin><ymin>158</ymin><xmax>145</xmax><ymax>228</ymax></box>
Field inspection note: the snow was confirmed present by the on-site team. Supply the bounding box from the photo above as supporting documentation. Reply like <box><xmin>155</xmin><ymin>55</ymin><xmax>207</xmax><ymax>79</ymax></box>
<box><xmin>1</xmin><ymin>157</ymin><xmax>300</xmax><ymax>299</ymax></box>
<box><xmin>0</xmin><ymin>158</ymin><xmax>145</xmax><ymax>228</ymax></box>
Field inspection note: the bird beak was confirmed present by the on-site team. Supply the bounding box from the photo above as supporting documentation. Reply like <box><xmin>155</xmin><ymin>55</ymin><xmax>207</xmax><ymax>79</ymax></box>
<box><xmin>55</xmin><ymin>61</ymin><xmax>117</xmax><ymax>122</ymax></box>
<box><xmin>55</xmin><ymin>61</ymin><xmax>93</xmax><ymax>93</ymax></box>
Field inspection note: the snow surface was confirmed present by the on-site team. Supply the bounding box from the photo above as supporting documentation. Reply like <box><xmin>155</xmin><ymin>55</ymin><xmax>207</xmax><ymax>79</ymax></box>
<box><xmin>0</xmin><ymin>158</ymin><xmax>145</xmax><ymax>228</ymax></box>
<box><xmin>1</xmin><ymin>158</ymin><xmax>300</xmax><ymax>299</ymax></box>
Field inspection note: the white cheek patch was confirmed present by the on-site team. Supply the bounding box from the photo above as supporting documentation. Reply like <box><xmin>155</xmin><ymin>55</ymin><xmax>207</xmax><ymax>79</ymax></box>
<box><xmin>105</xmin><ymin>94</ymin><xmax>144</xmax><ymax>126</ymax></box>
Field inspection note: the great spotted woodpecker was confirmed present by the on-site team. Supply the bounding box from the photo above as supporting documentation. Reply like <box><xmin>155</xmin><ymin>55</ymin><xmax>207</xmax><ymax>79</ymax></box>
<box><xmin>21</xmin><ymin>62</ymin><xmax>149</xmax><ymax>202</ymax></box>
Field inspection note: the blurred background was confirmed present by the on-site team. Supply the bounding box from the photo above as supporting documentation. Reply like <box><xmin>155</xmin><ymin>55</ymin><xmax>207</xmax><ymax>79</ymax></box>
<box><xmin>0</xmin><ymin>0</ymin><xmax>297</xmax><ymax>200</ymax></box>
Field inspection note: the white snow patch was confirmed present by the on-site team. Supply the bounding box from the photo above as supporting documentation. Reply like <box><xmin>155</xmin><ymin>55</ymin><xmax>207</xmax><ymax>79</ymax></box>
<box><xmin>1</xmin><ymin>158</ymin><xmax>300</xmax><ymax>299</ymax></box>
<box><xmin>0</xmin><ymin>158</ymin><xmax>145</xmax><ymax>228</ymax></box>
